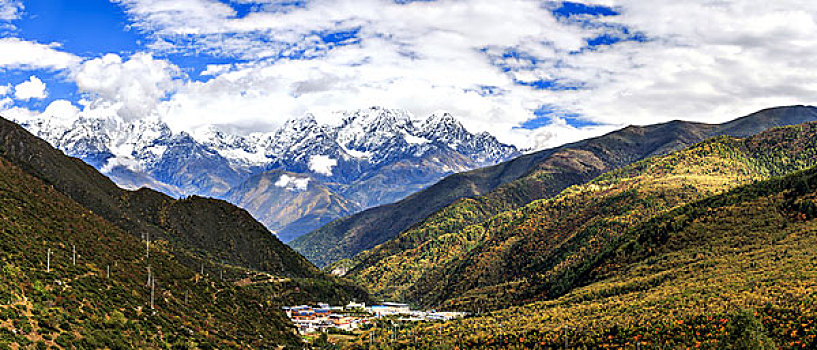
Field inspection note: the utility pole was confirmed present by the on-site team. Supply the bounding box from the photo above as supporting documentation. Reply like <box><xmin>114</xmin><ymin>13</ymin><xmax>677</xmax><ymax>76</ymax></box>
<box><xmin>564</xmin><ymin>325</ymin><xmax>569</xmax><ymax>349</ymax></box>
<box><xmin>46</xmin><ymin>248</ymin><xmax>51</xmax><ymax>272</ymax></box>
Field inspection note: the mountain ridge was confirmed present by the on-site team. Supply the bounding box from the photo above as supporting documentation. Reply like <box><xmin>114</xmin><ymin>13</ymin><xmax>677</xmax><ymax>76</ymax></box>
<box><xmin>12</xmin><ymin>107</ymin><xmax>518</xmax><ymax>240</ymax></box>
<box><xmin>295</xmin><ymin>105</ymin><xmax>817</xmax><ymax>267</ymax></box>
<box><xmin>349</xmin><ymin>121</ymin><xmax>817</xmax><ymax>309</ymax></box>
<box><xmin>0</xmin><ymin>134</ymin><xmax>303</xmax><ymax>348</ymax></box>
<box><xmin>0</xmin><ymin>115</ymin><xmax>368</xmax><ymax>303</ymax></box>
<box><xmin>355</xmin><ymin>163</ymin><xmax>817</xmax><ymax>349</ymax></box>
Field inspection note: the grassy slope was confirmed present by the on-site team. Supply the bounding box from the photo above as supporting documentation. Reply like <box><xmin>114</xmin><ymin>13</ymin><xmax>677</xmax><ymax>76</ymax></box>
<box><xmin>349</xmin><ymin>122</ymin><xmax>817</xmax><ymax>307</ymax></box>
<box><xmin>349</xmin><ymin>148</ymin><xmax>817</xmax><ymax>350</ymax></box>
<box><xmin>299</xmin><ymin>106</ymin><xmax>817</xmax><ymax>268</ymax></box>
<box><xmin>0</xmin><ymin>157</ymin><xmax>301</xmax><ymax>349</ymax></box>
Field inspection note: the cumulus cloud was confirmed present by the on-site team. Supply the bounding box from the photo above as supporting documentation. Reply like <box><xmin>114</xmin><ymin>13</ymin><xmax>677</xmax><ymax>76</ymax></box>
<box><xmin>74</xmin><ymin>52</ymin><xmax>181</xmax><ymax>120</ymax></box>
<box><xmin>14</xmin><ymin>75</ymin><xmax>47</xmax><ymax>100</ymax></box>
<box><xmin>309</xmin><ymin>155</ymin><xmax>336</xmax><ymax>176</ymax></box>
<box><xmin>41</xmin><ymin>99</ymin><xmax>81</xmax><ymax>122</ymax></box>
<box><xmin>0</xmin><ymin>38</ymin><xmax>81</xmax><ymax>71</ymax></box>
<box><xmin>274</xmin><ymin>174</ymin><xmax>310</xmax><ymax>191</ymax></box>
<box><xmin>0</xmin><ymin>0</ymin><xmax>23</xmax><ymax>21</ymax></box>
<box><xmin>100</xmin><ymin>0</ymin><xmax>817</xmax><ymax>149</ymax></box>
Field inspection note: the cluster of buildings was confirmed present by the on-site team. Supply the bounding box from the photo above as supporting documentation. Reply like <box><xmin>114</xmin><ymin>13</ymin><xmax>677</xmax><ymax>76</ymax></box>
<box><xmin>283</xmin><ymin>301</ymin><xmax>467</xmax><ymax>334</ymax></box>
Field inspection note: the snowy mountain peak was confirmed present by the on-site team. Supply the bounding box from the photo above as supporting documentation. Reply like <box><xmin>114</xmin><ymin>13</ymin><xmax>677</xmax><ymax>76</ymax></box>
<box><xmin>419</xmin><ymin>112</ymin><xmax>468</xmax><ymax>140</ymax></box>
<box><xmin>12</xmin><ymin>108</ymin><xmax>518</xmax><ymax>197</ymax></box>
<box><xmin>194</xmin><ymin>125</ymin><xmax>250</xmax><ymax>150</ymax></box>
<box><xmin>282</xmin><ymin>113</ymin><xmax>320</xmax><ymax>131</ymax></box>
<box><xmin>339</xmin><ymin>107</ymin><xmax>414</xmax><ymax>134</ymax></box>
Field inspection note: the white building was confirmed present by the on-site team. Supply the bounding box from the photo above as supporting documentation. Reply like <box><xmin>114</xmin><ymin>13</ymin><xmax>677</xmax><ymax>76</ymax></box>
<box><xmin>346</xmin><ymin>301</ymin><xmax>366</xmax><ymax>310</ymax></box>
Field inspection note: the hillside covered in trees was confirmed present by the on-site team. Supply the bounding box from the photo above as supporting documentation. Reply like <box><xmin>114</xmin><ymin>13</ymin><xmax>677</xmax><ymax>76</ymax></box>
<box><xmin>0</xmin><ymin>115</ymin><xmax>370</xmax><ymax>348</ymax></box>
<box><xmin>299</xmin><ymin>106</ymin><xmax>817</xmax><ymax>267</ymax></box>
<box><xmin>0</xmin><ymin>156</ymin><xmax>301</xmax><ymax>348</ymax></box>
<box><xmin>347</xmin><ymin>130</ymin><xmax>817</xmax><ymax>349</ymax></box>
<box><xmin>345</xmin><ymin>122</ymin><xmax>817</xmax><ymax>310</ymax></box>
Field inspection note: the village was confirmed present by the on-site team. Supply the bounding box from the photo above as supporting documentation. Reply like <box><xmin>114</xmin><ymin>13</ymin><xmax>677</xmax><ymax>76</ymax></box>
<box><xmin>282</xmin><ymin>301</ymin><xmax>467</xmax><ymax>334</ymax></box>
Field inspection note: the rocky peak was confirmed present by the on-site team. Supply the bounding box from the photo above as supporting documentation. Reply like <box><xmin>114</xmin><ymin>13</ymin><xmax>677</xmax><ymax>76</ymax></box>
<box><xmin>418</xmin><ymin>112</ymin><xmax>470</xmax><ymax>145</ymax></box>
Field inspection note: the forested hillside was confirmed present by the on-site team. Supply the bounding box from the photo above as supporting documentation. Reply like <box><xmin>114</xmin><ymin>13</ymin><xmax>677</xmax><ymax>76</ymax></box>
<box><xmin>0</xmin><ymin>116</ymin><xmax>368</xmax><ymax>305</ymax></box>
<box><xmin>350</xmin><ymin>140</ymin><xmax>817</xmax><ymax>349</ymax></box>
<box><xmin>347</xmin><ymin>122</ymin><xmax>817</xmax><ymax>308</ymax></box>
<box><xmin>0</xmin><ymin>156</ymin><xmax>301</xmax><ymax>348</ymax></box>
<box><xmin>297</xmin><ymin>106</ymin><xmax>817</xmax><ymax>267</ymax></box>
<box><xmin>0</xmin><ymin>115</ymin><xmax>374</xmax><ymax>347</ymax></box>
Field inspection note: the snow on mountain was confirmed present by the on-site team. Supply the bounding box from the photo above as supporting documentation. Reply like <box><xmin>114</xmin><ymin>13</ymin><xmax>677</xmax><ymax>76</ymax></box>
<box><xmin>10</xmin><ymin>106</ymin><xmax>519</xmax><ymax>240</ymax></box>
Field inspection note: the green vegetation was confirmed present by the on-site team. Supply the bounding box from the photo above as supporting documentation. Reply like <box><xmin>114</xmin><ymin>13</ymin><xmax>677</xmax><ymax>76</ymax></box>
<box><xmin>0</xmin><ymin>157</ymin><xmax>300</xmax><ymax>348</ymax></box>
<box><xmin>0</xmin><ymin>115</ymin><xmax>373</xmax><ymax>347</ymax></box>
<box><xmin>296</xmin><ymin>106</ymin><xmax>817</xmax><ymax>268</ymax></box>
<box><xmin>0</xmin><ymin>116</ymin><xmax>369</xmax><ymax>306</ymax></box>
<box><xmin>346</xmin><ymin>123</ymin><xmax>817</xmax><ymax>308</ymax></box>
<box><xmin>347</xmin><ymin>158</ymin><xmax>817</xmax><ymax>349</ymax></box>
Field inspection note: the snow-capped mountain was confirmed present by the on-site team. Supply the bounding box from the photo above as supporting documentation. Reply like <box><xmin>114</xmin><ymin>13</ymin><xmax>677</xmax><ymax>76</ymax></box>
<box><xmin>11</xmin><ymin>106</ymin><xmax>519</xmax><ymax>241</ymax></box>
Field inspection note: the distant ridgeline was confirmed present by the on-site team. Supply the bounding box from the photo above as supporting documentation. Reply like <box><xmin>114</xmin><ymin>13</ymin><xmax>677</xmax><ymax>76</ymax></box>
<box><xmin>343</xmin><ymin>120</ymin><xmax>817</xmax><ymax>349</ymax></box>
<box><xmin>0</xmin><ymin>116</ymin><xmax>369</xmax><ymax>348</ymax></box>
<box><xmin>298</xmin><ymin>105</ymin><xmax>817</xmax><ymax>268</ymax></box>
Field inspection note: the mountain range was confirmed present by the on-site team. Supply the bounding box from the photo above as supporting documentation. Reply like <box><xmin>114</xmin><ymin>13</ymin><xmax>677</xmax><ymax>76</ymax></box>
<box><xmin>343</xmin><ymin>111</ymin><xmax>817</xmax><ymax>348</ymax></box>
<box><xmin>12</xmin><ymin>107</ymin><xmax>518</xmax><ymax>242</ymax></box>
<box><xmin>380</xmin><ymin>121</ymin><xmax>817</xmax><ymax>309</ymax></box>
<box><xmin>0</xmin><ymin>115</ymin><xmax>369</xmax><ymax>347</ymax></box>
<box><xmin>3</xmin><ymin>104</ymin><xmax>817</xmax><ymax>348</ymax></box>
<box><xmin>294</xmin><ymin>106</ymin><xmax>817</xmax><ymax>267</ymax></box>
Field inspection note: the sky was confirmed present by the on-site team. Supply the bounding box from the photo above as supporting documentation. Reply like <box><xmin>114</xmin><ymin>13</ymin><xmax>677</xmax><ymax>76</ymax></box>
<box><xmin>0</xmin><ymin>0</ymin><xmax>816</xmax><ymax>150</ymax></box>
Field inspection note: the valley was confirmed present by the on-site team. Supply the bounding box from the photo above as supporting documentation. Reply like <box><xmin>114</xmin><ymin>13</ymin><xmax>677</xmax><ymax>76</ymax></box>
<box><xmin>2</xmin><ymin>107</ymin><xmax>817</xmax><ymax>349</ymax></box>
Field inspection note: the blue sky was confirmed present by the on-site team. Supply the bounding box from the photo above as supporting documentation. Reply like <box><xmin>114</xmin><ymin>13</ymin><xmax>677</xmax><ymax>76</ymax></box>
<box><xmin>1</xmin><ymin>0</ymin><xmax>815</xmax><ymax>149</ymax></box>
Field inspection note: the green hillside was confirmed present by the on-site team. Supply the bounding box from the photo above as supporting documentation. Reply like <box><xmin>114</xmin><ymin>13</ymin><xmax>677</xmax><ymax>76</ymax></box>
<box><xmin>0</xmin><ymin>116</ymin><xmax>368</xmax><ymax>306</ymax></box>
<box><xmin>347</xmin><ymin>122</ymin><xmax>817</xmax><ymax>308</ymax></box>
<box><xmin>0</xmin><ymin>156</ymin><xmax>301</xmax><ymax>348</ymax></box>
<box><xmin>348</xmin><ymin>141</ymin><xmax>817</xmax><ymax>349</ymax></box>
<box><xmin>296</xmin><ymin>106</ymin><xmax>817</xmax><ymax>267</ymax></box>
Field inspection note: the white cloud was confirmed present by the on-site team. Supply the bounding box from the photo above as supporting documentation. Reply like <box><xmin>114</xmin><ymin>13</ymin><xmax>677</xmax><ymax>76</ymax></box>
<box><xmin>41</xmin><ymin>99</ymin><xmax>80</xmax><ymax>122</ymax></box>
<box><xmin>101</xmin><ymin>156</ymin><xmax>142</xmax><ymax>173</ymax></box>
<box><xmin>74</xmin><ymin>53</ymin><xmax>181</xmax><ymax>120</ymax></box>
<box><xmin>102</xmin><ymin>0</ymin><xmax>817</xmax><ymax>150</ymax></box>
<box><xmin>274</xmin><ymin>173</ymin><xmax>310</xmax><ymax>191</ymax></box>
<box><xmin>308</xmin><ymin>155</ymin><xmax>336</xmax><ymax>176</ymax></box>
<box><xmin>0</xmin><ymin>38</ymin><xmax>81</xmax><ymax>71</ymax></box>
<box><xmin>14</xmin><ymin>75</ymin><xmax>47</xmax><ymax>100</ymax></box>
<box><xmin>0</xmin><ymin>0</ymin><xmax>23</xmax><ymax>21</ymax></box>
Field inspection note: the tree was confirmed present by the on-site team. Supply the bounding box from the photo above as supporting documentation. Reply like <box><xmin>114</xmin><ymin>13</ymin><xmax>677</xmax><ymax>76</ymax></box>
<box><xmin>726</xmin><ymin>309</ymin><xmax>777</xmax><ymax>350</ymax></box>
